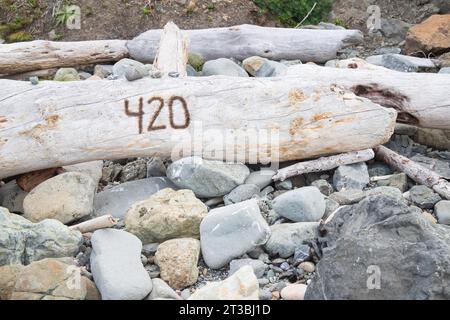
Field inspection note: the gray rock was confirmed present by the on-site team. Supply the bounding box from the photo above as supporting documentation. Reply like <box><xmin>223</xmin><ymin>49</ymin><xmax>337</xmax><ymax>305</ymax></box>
<box><xmin>125</xmin><ymin>67</ymin><xmax>146</xmax><ymax>81</ymax></box>
<box><xmin>94</xmin><ymin>177</ymin><xmax>176</xmax><ymax>218</ymax></box>
<box><xmin>245</xmin><ymin>170</ymin><xmax>275</xmax><ymax>190</ymax></box>
<box><xmin>120</xmin><ymin>159</ymin><xmax>147</xmax><ymax>182</ymax></box>
<box><xmin>329</xmin><ymin>189</ymin><xmax>366</xmax><ymax>205</ymax></box>
<box><xmin>90</xmin><ymin>229</ymin><xmax>152</xmax><ymax>300</ymax></box>
<box><xmin>186</xmin><ymin>64</ymin><xmax>198</xmax><ymax>76</ymax></box>
<box><xmin>200</xmin><ymin>199</ymin><xmax>270</xmax><ymax>269</ymax></box>
<box><xmin>439</xmin><ymin>67</ymin><xmax>450</xmax><ymax>74</ymax></box>
<box><xmin>259</xmin><ymin>289</ymin><xmax>272</xmax><ymax>300</ymax></box>
<box><xmin>113</xmin><ymin>58</ymin><xmax>149</xmax><ymax>78</ymax></box>
<box><xmin>305</xmin><ymin>195</ymin><xmax>450</xmax><ymax>300</ymax></box>
<box><xmin>147</xmin><ymin>278</ymin><xmax>181</xmax><ymax>300</ymax></box>
<box><xmin>272</xmin><ymin>187</ymin><xmax>326</xmax><ymax>222</ymax></box>
<box><xmin>323</xmin><ymin>197</ymin><xmax>340</xmax><ymax>220</ymax></box>
<box><xmin>409</xmin><ymin>185</ymin><xmax>442</xmax><ymax>209</ymax></box>
<box><xmin>264</xmin><ymin>222</ymin><xmax>319</xmax><ymax>258</ymax></box>
<box><xmin>435</xmin><ymin>201</ymin><xmax>450</xmax><ymax>225</ymax></box>
<box><xmin>368</xmin><ymin>163</ymin><xmax>392</xmax><ymax>177</ymax></box>
<box><xmin>274</xmin><ymin>179</ymin><xmax>293</xmax><ymax>190</ymax></box>
<box><xmin>229</xmin><ymin>259</ymin><xmax>268</xmax><ymax>278</ymax></box>
<box><xmin>78</xmin><ymin>71</ymin><xmax>92</xmax><ymax>80</ymax></box>
<box><xmin>367</xmin><ymin>54</ymin><xmax>438</xmax><ymax>72</ymax></box>
<box><xmin>167</xmin><ymin>156</ymin><xmax>250</xmax><ymax>198</ymax></box>
<box><xmin>333</xmin><ymin>162</ymin><xmax>369</xmax><ymax>191</ymax></box>
<box><xmin>375</xmin><ymin>173</ymin><xmax>408</xmax><ymax>192</ymax></box>
<box><xmin>311</xmin><ymin>179</ymin><xmax>334</xmax><ymax>196</ymax></box>
<box><xmin>23</xmin><ymin>172</ymin><xmax>96</xmax><ymax>224</ymax></box>
<box><xmin>202</xmin><ymin>58</ymin><xmax>249</xmax><ymax>77</ymax></box>
<box><xmin>54</xmin><ymin>68</ymin><xmax>80</xmax><ymax>81</ymax></box>
<box><xmin>94</xmin><ymin>65</ymin><xmax>114</xmax><ymax>78</ymax></box>
<box><xmin>29</xmin><ymin>76</ymin><xmax>39</xmax><ymax>85</ymax></box>
<box><xmin>380</xmin><ymin>18</ymin><xmax>411</xmax><ymax>43</ymax></box>
<box><xmin>0</xmin><ymin>207</ymin><xmax>82</xmax><ymax>266</ymax></box>
<box><xmin>243</xmin><ymin>56</ymin><xmax>287</xmax><ymax>77</ymax></box>
<box><xmin>224</xmin><ymin>184</ymin><xmax>260</xmax><ymax>205</ymax></box>
<box><xmin>146</xmin><ymin>157</ymin><xmax>167</xmax><ymax>177</ymax></box>
<box><xmin>0</xmin><ymin>180</ymin><xmax>27</xmax><ymax>213</ymax></box>
<box><xmin>365</xmin><ymin>186</ymin><xmax>403</xmax><ymax>201</ymax></box>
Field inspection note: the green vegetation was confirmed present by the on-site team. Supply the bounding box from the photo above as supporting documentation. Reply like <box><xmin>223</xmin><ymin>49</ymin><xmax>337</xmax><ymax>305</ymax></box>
<box><xmin>142</xmin><ymin>5</ymin><xmax>152</xmax><ymax>15</ymax></box>
<box><xmin>55</xmin><ymin>4</ymin><xmax>78</xmax><ymax>26</ymax></box>
<box><xmin>0</xmin><ymin>0</ymin><xmax>42</xmax><ymax>42</ymax></box>
<box><xmin>253</xmin><ymin>0</ymin><xmax>333</xmax><ymax>27</ymax></box>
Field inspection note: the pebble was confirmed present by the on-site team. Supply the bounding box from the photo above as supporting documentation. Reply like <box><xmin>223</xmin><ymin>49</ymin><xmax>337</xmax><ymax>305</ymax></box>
<box><xmin>54</xmin><ymin>68</ymin><xmax>80</xmax><ymax>81</ymax></box>
<box><xmin>272</xmin><ymin>187</ymin><xmax>326</xmax><ymax>222</ymax></box>
<box><xmin>90</xmin><ymin>229</ymin><xmax>152</xmax><ymax>300</ymax></box>
<box><xmin>189</xmin><ymin>266</ymin><xmax>258</xmax><ymax>300</ymax></box>
<box><xmin>264</xmin><ymin>223</ymin><xmax>319</xmax><ymax>258</ymax></box>
<box><xmin>113</xmin><ymin>58</ymin><xmax>149</xmax><ymax>78</ymax></box>
<box><xmin>147</xmin><ymin>278</ymin><xmax>181</xmax><ymax>300</ymax></box>
<box><xmin>409</xmin><ymin>185</ymin><xmax>442</xmax><ymax>209</ymax></box>
<box><xmin>244</xmin><ymin>169</ymin><xmax>275</xmax><ymax>190</ymax></box>
<box><xmin>202</xmin><ymin>58</ymin><xmax>249</xmax><ymax>77</ymax></box>
<box><xmin>299</xmin><ymin>261</ymin><xmax>315</xmax><ymax>273</ymax></box>
<box><xmin>229</xmin><ymin>259</ymin><xmax>268</xmax><ymax>278</ymax></box>
<box><xmin>311</xmin><ymin>179</ymin><xmax>334</xmax><ymax>196</ymax></box>
<box><xmin>0</xmin><ymin>180</ymin><xmax>27</xmax><ymax>213</ymax></box>
<box><xmin>280</xmin><ymin>284</ymin><xmax>307</xmax><ymax>300</ymax></box>
<box><xmin>29</xmin><ymin>76</ymin><xmax>39</xmax><ymax>85</ymax></box>
<box><xmin>155</xmin><ymin>238</ymin><xmax>201</xmax><ymax>290</ymax></box>
<box><xmin>146</xmin><ymin>157</ymin><xmax>167</xmax><ymax>177</ymax></box>
<box><xmin>124</xmin><ymin>188</ymin><xmax>207</xmax><ymax>243</ymax></box>
<box><xmin>167</xmin><ymin>156</ymin><xmax>250</xmax><ymax>198</ymax></box>
<box><xmin>200</xmin><ymin>199</ymin><xmax>270</xmax><ymax>269</ymax></box>
<box><xmin>224</xmin><ymin>184</ymin><xmax>260</xmax><ymax>205</ymax></box>
<box><xmin>333</xmin><ymin>162</ymin><xmax>370</xmax><ymax>191</ymax></box>
<box><xmin>23</xmin><ymin>172</ymin><xmax>96</xmax><ymax>224</ymax></box>
<box><xmin>435</xmin><ymin>201</ymin><xmax>450</xmax><ymax>225</ymax></box>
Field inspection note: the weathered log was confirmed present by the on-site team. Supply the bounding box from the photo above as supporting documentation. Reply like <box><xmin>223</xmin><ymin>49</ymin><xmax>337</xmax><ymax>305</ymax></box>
<box><xmin>3</xmin><ymin>68</ymin><xmax>58</xmax><ymax>80</ymax></box>
<box><xmin>153</xmin><ymin>22</ymin><xmax>189</xmax><ymax>78</ymax></box>
<box><xmin>286</xmin><ymin>64</ymin><xmax>450</xmax><ymax>130</ymax></box>
<box><xmin>128</xmin><ymin>24</ymin><xmax>363</xmax><ymax>63</ymax></box>
<box><xmin>0</xmin><ymin>78</ymin><xmax>396</xmax><ymax>179</ymax></box>
<box><xmin>0</xmin><ymin>25</ymin><xmax>362</xmax><ymax>75</ymax></box>
<box><xmin>273</xmin><ymin>149</ymin><xmax>375</xmax><ymax>181</ymax></box>
<box><xmin>375</xmin><ymin>145</ymin><xmax>450</xmax><ymax>200</ymax></box>
<box><xmin>69</xmin><ymin>215</ymin><xmax>118</xmax><ymax>234</ymax></box>
<box><xmin>0</xmin><ymin>40</ymin><xmax>128</xmax><ymax>75</ymax></box>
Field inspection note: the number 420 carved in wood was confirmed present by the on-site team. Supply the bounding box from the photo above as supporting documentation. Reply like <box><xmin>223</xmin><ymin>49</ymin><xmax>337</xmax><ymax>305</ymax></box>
<box><xmin>124</xmin><ymin>96</ymin><xmax>191</xmax><ymax>134</ymax></box>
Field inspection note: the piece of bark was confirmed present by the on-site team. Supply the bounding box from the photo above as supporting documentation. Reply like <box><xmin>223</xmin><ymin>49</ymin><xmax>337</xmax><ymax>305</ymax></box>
<box><xmin>273</xmin><ymin>149</ymin><xmax>375</xmax><ymax>181</ymax></box>
<box><xmin>375</xmin><ymin>145</ymin><xmax>450</xmax><ymax>200</ymax></box>
<box><xmin>16</xmin><ymin>167</ymin><xmax>63</xmax><ymax>192</ymax></box>
<box><xmin>128</xmin><ymin>24</ymin><xmax>363</xmax><ymax>63</ymax></box>
<box><xmin>286</xmin><ymin>64</ymin><xmax>450</xmax><ymax>130</ymax></box>
<box><xmin>0</xmin><ymin>77</ymin><xmax>396</xmax><ymax>179</ymax></box>
<box><xmin>69</xmin><ymin>215</ymin><xmax>118</xmax><ymax>234</ymax></box>
<box><xmin>0</xmin><ymin>40</ymin><xmax>128</xmax><ymax>75</ymax></box>
<box><xmin>153</xmin><ymin>22</ymin><xmax>189</xmax><ymax>78</ymax></box>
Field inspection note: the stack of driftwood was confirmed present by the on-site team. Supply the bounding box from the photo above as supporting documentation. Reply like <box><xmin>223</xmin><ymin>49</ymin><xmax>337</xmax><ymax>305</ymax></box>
<box><xmin>0</xmin><ymin>22</ymin><xmax>449</xmax><ymax>199</ymax></box>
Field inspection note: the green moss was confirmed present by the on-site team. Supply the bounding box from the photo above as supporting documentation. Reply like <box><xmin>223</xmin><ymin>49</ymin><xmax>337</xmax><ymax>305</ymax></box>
<box><xmin>7</xmin><ymin>31</ymin><xmax>33</xmax><ymax>42</ymax></box>
<box><xmin>253</xmin><ymin>0</ymin><xmax>333</xmax><ymax>27</ymax></box>
<box><xmin>188</xmin><ymin>53</ymin><xmax>205</xmax><ymax>72</ymax></box>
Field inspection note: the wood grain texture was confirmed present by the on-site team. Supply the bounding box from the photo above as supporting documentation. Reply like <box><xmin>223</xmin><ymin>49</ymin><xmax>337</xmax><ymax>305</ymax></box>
<box><xmin>0</xmin><ymin>76</ymin><xmax>396</xmax><ymax>179</ymax></box>
<box><xmin>287</xmin><ymin>64</ymin><xmax>450</xmax><ymax>129</ymax></box>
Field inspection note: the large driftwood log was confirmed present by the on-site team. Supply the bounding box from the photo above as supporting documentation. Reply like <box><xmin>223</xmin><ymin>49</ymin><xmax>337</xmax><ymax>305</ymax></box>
<box><xmin>375</xmin><ymin>145</ymin><xmax>450</xmax><ymax>200</ymax></box>
<box><xmin>0</xmin><ymin>40</ymin><xmax>129</xmax><ymax>75</ymax></box>
<box><xmin>0</xmin><ymin>77</ymin><xmax>396</xmax><ymax>179</ymax></box>
<box><xmin>286</xmin><ymin>64</ymin><xmax>450</xmax><ymax>130</ymax></box>
<box><xmin>128</xmin><ymin>24</ymin><xmax>363</xmax><ymax>63</ymax></box>
<box><xmin>0</xmin><ymin>25</ymin><xmax>362</xmax><ymax>75</ymax></box>
<box><xmin>153</xmin><ymin>22</ymin><xmax>189</xmax><ymax>78</ymax></box>
<box><xmin>273</xmin><ymin>149</ymin><xmax>375</xmax><ymax>181</ymax></box>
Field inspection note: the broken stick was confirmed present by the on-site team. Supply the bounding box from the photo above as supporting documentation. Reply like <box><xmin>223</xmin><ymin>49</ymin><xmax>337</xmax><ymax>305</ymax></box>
<box><xmin>69</xmin><ymin>215</ymin><xmax>118</xmax><ymax>234</ymax></box>
<box><xmin>273</xmin><ymin>149</ymin><xmax>375</xmax><ymax>181</ymax></box>
<box><xmin>375</xmin><ymin>145</ymin><xmax>450</xmax><ymax>200</ymax></box>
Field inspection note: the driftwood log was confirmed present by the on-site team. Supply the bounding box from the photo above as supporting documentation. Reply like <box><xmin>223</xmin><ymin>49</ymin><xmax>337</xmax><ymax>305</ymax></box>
<box><xmin>0</xmin><ymin>25</ymin><xmax>362</xmax><ymax>75</ymax></box>
<box><xmin>286</xmin><ymin>64</ymin><xmax>450</xmax><ymax>130</ymax></box>
<box><xmin>273</xmin><ymin>149</ymin><xmax>375</xmax><ymax>181</ymax></box>
<box><xmin>0</xmin><ymin>77</ymin><xmax>396</xmax><ymax>179</ymax></box>
<box><xmin>0</xmin><ymin>40</ymin><xmax>129</xmax><ymax>75</ymax></box>
<box><xmin>375</xmin><ymin>145</ymin><xmax>450</xmax><ymax>200</ymax></box>
<box><xmin>128</xmin><ymin>24</ymin><xmax>363</xmax><ymax>63</ymax></box>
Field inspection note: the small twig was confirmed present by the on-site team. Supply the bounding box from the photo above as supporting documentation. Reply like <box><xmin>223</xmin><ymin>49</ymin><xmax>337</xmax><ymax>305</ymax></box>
<box><xmin>295</xmin><ymin>2</ymin><xmax>317</xmax><ymax>28</ymax></box>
